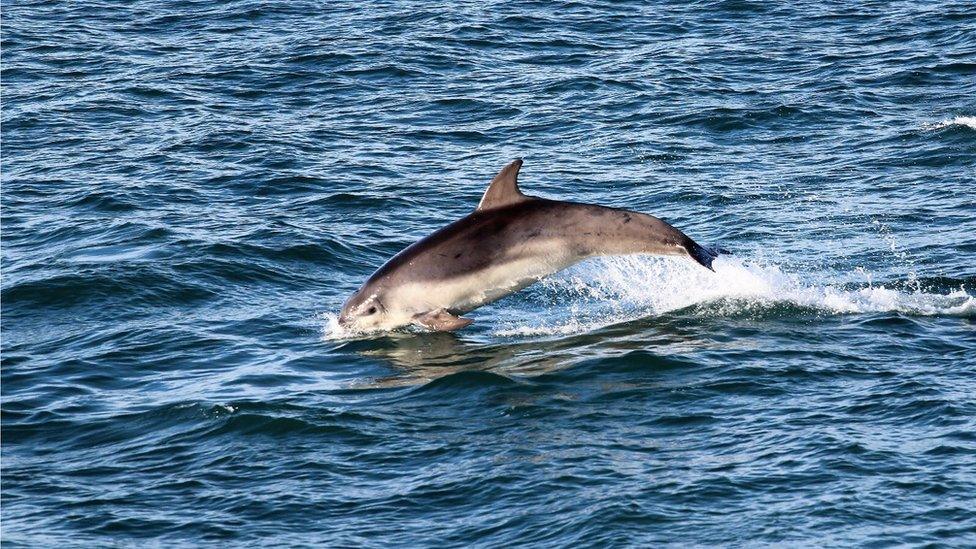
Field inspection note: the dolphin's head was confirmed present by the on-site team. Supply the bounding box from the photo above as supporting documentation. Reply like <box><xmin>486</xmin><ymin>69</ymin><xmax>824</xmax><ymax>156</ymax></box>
<box><xmin>338</xmin><ymin>286</ymin><xmax>396</xmax><ymax>332</ymax></box>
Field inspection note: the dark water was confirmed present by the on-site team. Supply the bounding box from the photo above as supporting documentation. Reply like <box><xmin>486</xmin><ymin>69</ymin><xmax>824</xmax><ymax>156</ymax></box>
<box><xmin>3</xmin><ymin>0</ymin><xmax>976</xmax><ymax>545</ymax></box>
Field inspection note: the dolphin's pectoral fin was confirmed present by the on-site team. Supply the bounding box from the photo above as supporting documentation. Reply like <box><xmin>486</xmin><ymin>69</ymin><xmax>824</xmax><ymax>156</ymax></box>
<box><xmin>412</xmin><ymin>309</ymin><xmax>474</xmax><ymax>331</ymax></box>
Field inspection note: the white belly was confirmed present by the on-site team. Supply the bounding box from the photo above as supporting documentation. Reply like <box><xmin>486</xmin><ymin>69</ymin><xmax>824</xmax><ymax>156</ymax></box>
<box><xmin>390</xmin><ymin>239</ymin><xmax>579</xmax><ymax>315</ymax></box>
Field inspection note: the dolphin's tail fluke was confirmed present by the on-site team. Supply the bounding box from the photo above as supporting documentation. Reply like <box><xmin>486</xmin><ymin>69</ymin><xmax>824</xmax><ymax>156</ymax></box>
<box><xmin>685</xmin><ymin>241</ymin><xmax>729</xmax><ymax>272</ymax></box>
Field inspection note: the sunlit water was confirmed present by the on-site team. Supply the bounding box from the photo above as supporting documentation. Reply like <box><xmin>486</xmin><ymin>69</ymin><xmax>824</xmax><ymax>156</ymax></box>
<box><xmin>3</xmin><ymin>0</ymin><xmax>975</xmax><ymax>545</ymax></box>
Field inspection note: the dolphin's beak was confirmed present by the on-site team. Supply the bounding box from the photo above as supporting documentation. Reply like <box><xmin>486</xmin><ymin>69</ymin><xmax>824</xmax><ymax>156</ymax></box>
<box><xmin>337</xmin><ymin>314</ymin><xmax>350</xmax><ymax>327</ymax></box>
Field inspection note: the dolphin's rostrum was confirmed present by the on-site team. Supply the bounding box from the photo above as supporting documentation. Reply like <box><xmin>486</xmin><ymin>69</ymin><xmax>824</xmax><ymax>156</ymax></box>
<box><xmin>339</xmin><ymin>159</ymin><xmax>722</xmax><ymax>332</ymax></box>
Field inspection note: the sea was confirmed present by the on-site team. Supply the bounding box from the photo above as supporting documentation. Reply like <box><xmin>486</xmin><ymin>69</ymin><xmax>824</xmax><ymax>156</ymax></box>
<box><xmin>2</xmin><ymin>0</ymin><xmax>975</xmax><ymax>545</ymax></box>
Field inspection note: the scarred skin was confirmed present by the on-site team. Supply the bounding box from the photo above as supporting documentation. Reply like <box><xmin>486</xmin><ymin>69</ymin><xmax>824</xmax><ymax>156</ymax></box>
<box><xmin>339</xmin><ymin>160</ymin><xmax>717</xmax><ymax>332</ymax></box>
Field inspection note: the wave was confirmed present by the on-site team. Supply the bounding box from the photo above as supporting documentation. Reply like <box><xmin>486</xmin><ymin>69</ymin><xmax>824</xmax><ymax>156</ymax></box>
<box><xmin>494</xmin><ymin>256</ymin><xmax>974</xmax><ymax>337</ymax></box>
<box><xmin>923</xmin><ymin>116</ymin><xmax>976</xmax><ymax>131</ymax></box>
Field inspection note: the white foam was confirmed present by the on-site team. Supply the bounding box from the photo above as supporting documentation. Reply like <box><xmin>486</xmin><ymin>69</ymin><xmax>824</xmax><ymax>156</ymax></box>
<box><xmin>923</xmin><ymin>116</ymin><xmax>976</xmax><ymax>130</ymax></box>
<box><xmin>494</xmin><ymin>256</ymin><xmax>974</xmax><ymax>336</ymax></box>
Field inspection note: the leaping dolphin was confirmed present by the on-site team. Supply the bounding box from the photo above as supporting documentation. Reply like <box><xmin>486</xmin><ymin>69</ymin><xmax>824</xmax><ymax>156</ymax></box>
<box><xmin>339</xmin><ymin>159</ymin><xmax>722</xmax><ymax>332</ymax></box>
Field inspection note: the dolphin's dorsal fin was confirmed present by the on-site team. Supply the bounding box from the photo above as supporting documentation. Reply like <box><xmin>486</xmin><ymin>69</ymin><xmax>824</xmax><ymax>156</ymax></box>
<box><xmin>477</xmin><ymin>159</ymin><xmax>528</xmax><ymax>211</ymax></box>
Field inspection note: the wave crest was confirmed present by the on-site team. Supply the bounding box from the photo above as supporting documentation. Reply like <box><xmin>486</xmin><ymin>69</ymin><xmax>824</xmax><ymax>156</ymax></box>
<box><xmin>923</xmin><ymin>115</ymin><xmax>976</xmax><ymax>130</ymax></box>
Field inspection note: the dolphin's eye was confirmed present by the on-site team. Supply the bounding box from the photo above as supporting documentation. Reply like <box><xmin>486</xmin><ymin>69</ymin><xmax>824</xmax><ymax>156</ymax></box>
<box><xmin>366</xmin><ymin>306</ymin><xmax>377</xmax><ymax>315</ymax></box>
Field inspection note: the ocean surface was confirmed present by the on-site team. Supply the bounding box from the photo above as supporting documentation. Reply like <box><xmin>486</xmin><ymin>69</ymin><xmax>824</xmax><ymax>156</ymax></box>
<box><xmin>2</xmin><ymin>0</ymin><xmax>975</xmax><ymax>545</ymax></box>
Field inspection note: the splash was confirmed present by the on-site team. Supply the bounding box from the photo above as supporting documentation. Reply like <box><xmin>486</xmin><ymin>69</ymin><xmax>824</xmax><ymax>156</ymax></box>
<box><xmin>495</xmin><ymin>256</ymin><xmax>974</xmax><ymax>336</ymax></box>
<box><xmin>322</xmin><ymin>312</ymin><xmax>360</xmax><ymax>341</ymax></box>
<box><xmin>923</xmin><ymin>116</ymin><xmax>976</xmax><ymax>130</ymax></box>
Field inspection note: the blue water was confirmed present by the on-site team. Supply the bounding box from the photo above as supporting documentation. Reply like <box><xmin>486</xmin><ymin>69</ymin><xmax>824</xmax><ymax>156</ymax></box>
<box><xmin>3</xmin><ymin>0</ymin><xmax>976</xmax><ymax>545</ymax></box>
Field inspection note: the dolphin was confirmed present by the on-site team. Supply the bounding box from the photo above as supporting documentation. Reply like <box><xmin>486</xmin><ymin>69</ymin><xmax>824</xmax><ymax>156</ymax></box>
<box><xmin>338</xmin><ymin>159</ymin><xmax>722</xmax><ymax>332</ymax></box>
